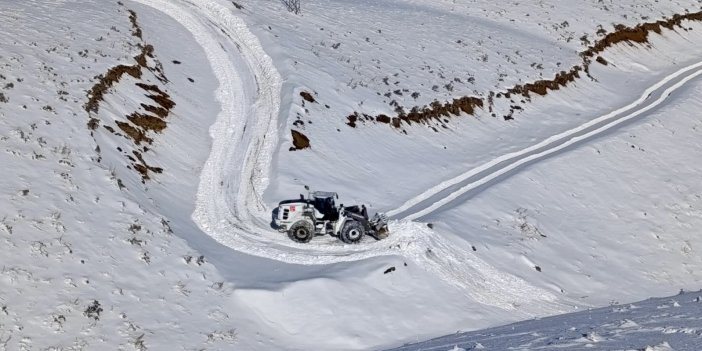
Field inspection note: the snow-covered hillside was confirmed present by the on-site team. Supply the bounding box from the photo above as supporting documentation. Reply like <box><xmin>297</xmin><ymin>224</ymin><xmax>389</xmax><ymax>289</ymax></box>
<box><xmin>2</xmin><ymin>0</ymin><xmax>702</xmax><ymax>350</ymax></box>
<box><xmin>393</xmin><ymin>289</ymin><xmax>702</xmax><ymax>350</ymax></box>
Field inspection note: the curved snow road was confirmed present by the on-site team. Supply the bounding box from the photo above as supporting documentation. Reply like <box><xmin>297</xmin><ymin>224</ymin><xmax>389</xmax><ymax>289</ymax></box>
<box><xmin>128</xmin><ymin>0</ymin><xmax>280</xmax><ymax>226</ymax></box>
<box><xmin>387</xmin><ymin>60</ymin><xmax>702</xmax><ymax>221</ymax></box>
<box><xmin>130</xmin><ymin>0</ymin><xmax>565</xmax><ymax>312</ymax></box>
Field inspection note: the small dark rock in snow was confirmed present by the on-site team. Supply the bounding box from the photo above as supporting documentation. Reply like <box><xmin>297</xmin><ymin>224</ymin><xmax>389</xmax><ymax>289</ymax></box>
<box><xmin>384</xmin><ymin>267</ymin><xmax>396</xmax><ymax>274</ymax></box>
<box><xmin>84</xmin><ymin>300</ymin><xmax>103</xmax><ymax>320</ymax></box>
<box><xmin>300</xmin><ymin>91</ymin><xmax>316</xmax><ymax>103</ymax></box>
<box><xmin>535</xmin><ymin>265</ymin><xmax>542</xmax><ymax>272</ymax></box>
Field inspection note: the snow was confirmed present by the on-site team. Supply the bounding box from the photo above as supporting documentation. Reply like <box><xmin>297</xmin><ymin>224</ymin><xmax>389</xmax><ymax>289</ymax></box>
<box><xmin>422</xmin><ymin>75</ymin><xmax>702</xmax><ymax>308</ymax></box>
<box><xmin>388</xmin><ymin>59</ymin><xmax>702</xmax><ymax>220</ymax></box>
<box><xmin>391</xmin><ymin>291</ymin><xmax>702</xmax><ymax>350</ymax></box>
<box><xmin>2</xmin><ymin>0</ymin><xmax>702</xmax><ymax>350</ymax></box>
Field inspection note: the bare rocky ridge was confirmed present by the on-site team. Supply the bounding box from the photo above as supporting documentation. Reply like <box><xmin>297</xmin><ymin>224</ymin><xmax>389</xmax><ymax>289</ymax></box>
<box><xmin>85</xmin><ymin>5</ymin><xmax>175</xmax><ymax>181</ymax></box>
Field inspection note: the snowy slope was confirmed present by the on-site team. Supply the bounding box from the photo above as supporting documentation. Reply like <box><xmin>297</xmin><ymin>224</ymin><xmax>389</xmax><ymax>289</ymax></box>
<box><xmin>2</xmin><ymin>0</ymin><xmax>702</xmax><ymax>350</ymax></box>
<box><xmin>0</xmin><ymin>2</ymin><xmax>266</xmax><ymax>349</ymax></box>
<box><xmin>393</xmin><ymin>290</ymin><xmax>702</xmax><ymax>351</ymax></box>
<box><xmin>417</xmin><ymin>67</ymin><xmax>702</xmax><ymax>309</ymax></box>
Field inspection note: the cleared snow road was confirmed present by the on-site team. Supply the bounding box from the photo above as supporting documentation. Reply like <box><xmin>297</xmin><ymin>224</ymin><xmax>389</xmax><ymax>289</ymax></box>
<box><xmin>387</xmin><ymin>60</ymin><xmax>702</xmax><ymax>221</ymax></box>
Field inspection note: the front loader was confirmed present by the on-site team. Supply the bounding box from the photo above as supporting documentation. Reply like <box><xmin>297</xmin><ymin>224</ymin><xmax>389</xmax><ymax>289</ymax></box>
<box><xmin>273</xmin><ymin>186</ymin><xmax>389</xmax><ymax>244</ymax></box>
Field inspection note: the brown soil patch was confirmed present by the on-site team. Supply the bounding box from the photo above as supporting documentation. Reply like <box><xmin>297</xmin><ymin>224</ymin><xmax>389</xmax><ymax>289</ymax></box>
<box><xmin>116</xmin><ymin>121</ymin><xmax>153</xmax><ymax>145</ymax></box>
<box><xmin>346</xmin><ymin>112</ymin><xmax>377</xmax><ymax>128</ymax></box>
<box><xmin>136</xmin><ymin>83</ymin><xmax>175</xmax><ymax>110</ymax></box>
<box><xmin>300</xmin><ymin>91</ymin><xmax>316</xmax><ymax>103</ymax></box>
<box><xmin>504</xmin><ymin>67</ymin><xmax>582</xmax><ymax>97</ymax></box>
<box><xmin>346</xmin><ymin>114</ymin><xmax>358</xmax><ymax>127</ymax></box>
<box><xmin>84</xmin><ymin>43</ymin><xmax>159</xmax><ymax>120</ymax></box>
<box><xmin>134</xmin><ymin>44</ymin><xmax>154</xmax><ymax>67</ymax></box>
<box><xmin>135</xmin><ymin>82</ymin><xmax>160</xmax><ymax>93</ymax></box>
<box><xmin>398</xmin><ymin>97</ymin><xmax>483</xmax><ymax>125</ymax></box>
<box><xmin>127</xmin><ymin>112</ymin><xmax>167</xmax><ymax>132</ymax></box>
<box><xmin>88</xmin><ymin>118</ymin><xmax>100</xmax><ymax>130</ymax></box>
<box><xmin>147</xmin><ymin>93</ymin><xmax>175</xmax><ymax>110</ymax></box>
<box><xmin>348</xmin><ymin>96</ymin><xmax>483</xmax><ymax>129</ymax></box>
<box><xmin>376</xmin><ymin>114</ymin><xmax>391</xmax><ymax>124</ymax></box>
<box><xmin>135</xmin><ymin>45</ymin><xmax>168</xmax><ymax>84</ymax></box>
<box><xmin>113</xmin><ymin>79</ymin><xmax>175</xmax><ymax>179</ymax></box>
<box><xmin>84</xmin><ymin>63</ymin><xmax>142</xmax><ymax>117</ymax></box>
<box><xmin>581</xmin><ymin>12</ymin><xmax>702</xmax><ymax>59</ymax></box>
<box><xmin>289</xmin><ymin>130</ymin><xmax>310</xmax><ymax>151</ymax></box>
<box><xmin>132</xmin><ymin>150</ymin><xmax>163</xmax><ymax>179</ymax></box>
<box><xmin>128</xmin><ymin>10</ymin><xmax>143</xmax><ymax>39</ymax></box>
<box><xmin>140</xmin><ymin>103</ymin><xmax>168</xmax><ymax>118</ymax></box>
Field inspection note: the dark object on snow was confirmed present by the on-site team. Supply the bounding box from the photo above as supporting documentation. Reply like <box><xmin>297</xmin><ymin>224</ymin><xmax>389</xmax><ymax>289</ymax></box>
<box><xmin>84</xmin><ymin>300</ymin><xmax>103</xmax><ymax>320</ymax></box>
<box><xmin>289</xmin><ymin>130</ymin><xmax>310</xmax><ymax>151</ymax></box>
<box><xmin>384</xmin><ymin>267</ymin><xmax>396</xmax><ymax>274</ymax></box>
<box><xmin>300</xmin><ymin>91</ymin><xmax>316</xmax><ymax>103</ymax></box>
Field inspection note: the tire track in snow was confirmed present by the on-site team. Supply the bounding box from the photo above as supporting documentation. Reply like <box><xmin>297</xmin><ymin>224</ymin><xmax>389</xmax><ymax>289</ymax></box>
<box><xmin>388</xmin><ymin>60</ymin><xmax>702</xmax><ymax>221</ymax></box>
<box><xmin>130</xmin><ymin>0</ymin><xmax>565</xmax><ymax>312</ymax></box>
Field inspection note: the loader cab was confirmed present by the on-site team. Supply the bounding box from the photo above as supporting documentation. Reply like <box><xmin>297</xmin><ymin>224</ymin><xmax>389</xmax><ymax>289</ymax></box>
<box><xmin>310</xmin><ymin>192</ymin><xmax>339</xmax><ymax>221</ymax></box>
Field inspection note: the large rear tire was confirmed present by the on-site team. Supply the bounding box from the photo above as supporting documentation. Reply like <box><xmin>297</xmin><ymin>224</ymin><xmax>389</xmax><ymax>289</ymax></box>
<box><xmin>288</xmin><ymin>220</ymin><xmax>315</xmax><ymax>243</ymax></box>
<box><xmin>340</xmin><ymin>221</ymin><xmax>365</xmax><ymax>244</ymax></box>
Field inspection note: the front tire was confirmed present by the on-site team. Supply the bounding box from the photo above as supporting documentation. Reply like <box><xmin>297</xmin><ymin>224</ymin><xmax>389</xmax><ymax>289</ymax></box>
<box><xmin>340</xmin><ymin>221</ymin><xmax>365</xmax><ymax>244</ymax></box>
<box><xmin>288</xmin><ymin>220</ymin><xmax>315</xmax><ymax>243</ymax></box>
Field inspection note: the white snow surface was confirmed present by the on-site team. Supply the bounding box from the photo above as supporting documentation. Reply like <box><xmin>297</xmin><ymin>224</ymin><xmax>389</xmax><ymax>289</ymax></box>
<box><xmin>2</xmin><ymin>0</ymin><xmax>702</xmax><ymax>350</ymax></box>
<box><xmin>392</xmin><ymin>290</ymin><xmax>702</xmax><ymax>351</ymax></box>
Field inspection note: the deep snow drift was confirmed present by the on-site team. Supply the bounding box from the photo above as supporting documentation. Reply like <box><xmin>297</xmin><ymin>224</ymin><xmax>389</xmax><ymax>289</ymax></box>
<box><xmin>2</xmin><ymin>0</ymin><xmax>702</xmax><ymax>350</ymax></box>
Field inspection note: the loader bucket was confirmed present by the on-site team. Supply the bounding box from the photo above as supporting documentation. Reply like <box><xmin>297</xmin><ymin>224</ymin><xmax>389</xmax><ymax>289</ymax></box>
<box><xmin>375</xmin><ymin>224</ymin><xmax>389</xmax><ymax>240</ymax></box>
<box><xmin>369</xmin><ymin>213</ymin><xmax>389</xmax><ymax>240</ymax></box>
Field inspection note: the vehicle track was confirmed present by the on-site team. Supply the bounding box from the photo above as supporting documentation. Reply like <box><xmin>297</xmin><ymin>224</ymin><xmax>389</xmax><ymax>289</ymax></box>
<box><xmin>387</xmin><ymin>60</ymin><xmax>702</xmax><ymax>221</ymax></box>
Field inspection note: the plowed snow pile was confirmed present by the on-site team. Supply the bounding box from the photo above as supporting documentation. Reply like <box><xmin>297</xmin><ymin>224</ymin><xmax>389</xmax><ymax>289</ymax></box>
<box><xmin>2</xmin><ymin>0</ymin><xmax>702</xmax><ymax>350</ymax></box>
